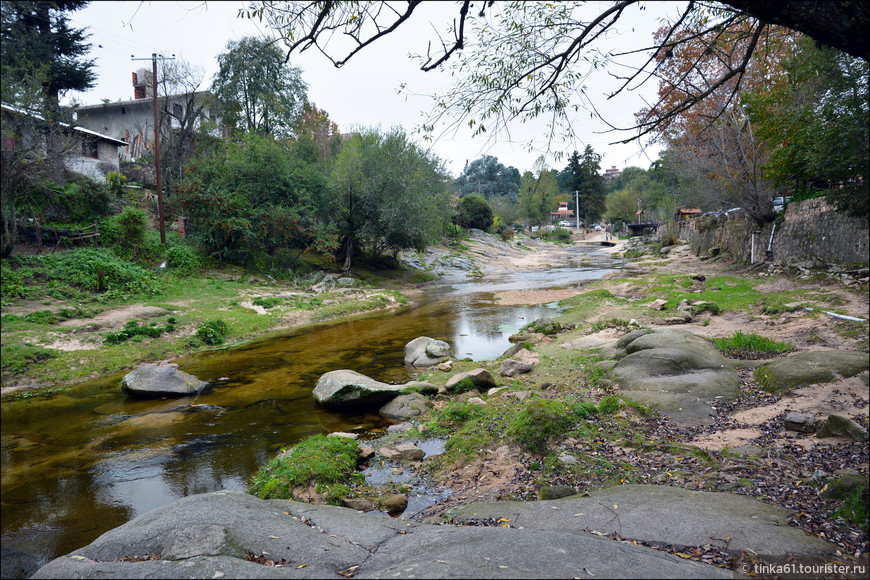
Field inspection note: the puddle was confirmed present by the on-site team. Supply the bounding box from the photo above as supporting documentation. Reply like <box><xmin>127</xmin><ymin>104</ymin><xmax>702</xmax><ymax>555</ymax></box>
<box><xmin>361</xmin><ymin>438</ymin><xmax>450</xmax><ymax>519</ymax></box>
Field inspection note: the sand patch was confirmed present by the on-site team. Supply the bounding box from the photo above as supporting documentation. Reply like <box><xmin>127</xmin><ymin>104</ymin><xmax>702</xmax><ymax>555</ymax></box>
<box><xmin>494</xmin><ymin>288</ymin><xmax>583</xmax><ymax>306</ymax></box>
<box><xmin>734</xmin><ymin>375</ymin><xmax>869</xmax><ymax>425</ymax></box>
<box><xmin>690</xmin><ymin>428</ymin><xmax>765</xmax><ymax>451</ymax></box>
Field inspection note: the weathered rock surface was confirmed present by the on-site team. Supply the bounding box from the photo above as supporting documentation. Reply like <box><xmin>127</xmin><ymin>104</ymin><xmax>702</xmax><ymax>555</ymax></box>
<box><xmin>445</xmin><ymin>368</ymin><xmax>497</xmax><ymax>393</ymax></box>
<box><xmin>379</xmin><ymin>443</ymin><xmax>425</xmax><ymax>461</ymax></box>
<box><xmin>754</xmin><ymin>351</ymin><xmax>869</xmax><ymax>394</ymax></box>
<box><xmin>603</xmin><ymin>329</ymin><xmax>740</xmax><ymax>426</ymax></box>
<box><xmin>313</xmin><ymin>370</ymin><xmax>404</xmax><ymax>408</ymax></box>
<box><xmin>35</xmin><ymin>486</ymin><xmax>843</xmax><ymax>579</ymax></box>
<box><xmin>404</xmin><ymin>336</ymin><xmax>451</xmax><ymax>367</ymax></box>
<box><xmin>499</xmin><ymin>358</ymin><xmax>532</xmax><ymax>377</ymax></box>
<box><xmin>120</xmin><ymin>365</ymin><xmax>207</xmax><ymax>398</ymax></box>
<box><xmin>379</xmin><ymin>393</ymin><xmax>432</xmax><ymax>419</ymax></box>
<box><xmin>816</xmin><ymin>414</ymin><xmax>869</xmax><ymax>441</ymax></box>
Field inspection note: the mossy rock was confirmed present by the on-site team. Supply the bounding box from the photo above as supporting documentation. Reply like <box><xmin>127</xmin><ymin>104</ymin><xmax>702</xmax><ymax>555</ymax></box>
<box><xmin>754</xmin><ymin>351</ymin><xmax>869</xmax><ymax>395</ymax></box>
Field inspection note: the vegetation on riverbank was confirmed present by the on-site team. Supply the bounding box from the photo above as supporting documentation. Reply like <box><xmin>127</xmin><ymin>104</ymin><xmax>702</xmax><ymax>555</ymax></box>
<box><xmin>0</xmin><ymin>244</ymin><xmax>416</xmax><ymax>396</ymax></box>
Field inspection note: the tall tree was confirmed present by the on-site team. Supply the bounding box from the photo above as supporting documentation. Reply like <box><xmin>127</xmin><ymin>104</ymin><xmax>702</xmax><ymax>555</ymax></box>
<box><xmin>455</xmin><ymin>155</ymin><xmax>519</xmax><ymax>201</ymax></box>
<box><xmin>211</xmin><ymin>36</ymin><xmax>307</xmax><ymax>137</ymax></box>
<box><xmin>293</xmin><ymin>102</ymin><xmax>341</xmax><ymax>161</ymax></box>
<box><xmin>560</xmin><ymin>147</ymin><xmax>606</xmax><ymax>223</ymax></box>
<box><xmin>244</xmin><ymin>1</ymin><xmax>867</xmax><ymax>148</ymax></box>
<box><xmin>518</xmin><ymin>156</ymin><xmax>559</xmax><ymax>226</ymax></box>
<box><xmin>156</xmin><ymin>57</ymin><xmax>217</xmax><ymax>188</ymax></box>
<box><xmin>1</xmin><ymin>0</ymin><xmax>96</xmax><ymax>107</ymax></box>
<box><xmin>329</xmin><ymin>128</ymin><xmax>450</xmax><ymax>270</ymax></box>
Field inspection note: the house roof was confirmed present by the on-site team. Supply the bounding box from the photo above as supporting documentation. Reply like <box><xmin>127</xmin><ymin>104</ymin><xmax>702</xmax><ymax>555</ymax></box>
<box><xmin>75</xmin><ymin>90</ymin><xmax>212</xmax><ymax>112</ymax></box>
<box><xmin>2</xmin><ymin>103</ymin><xmax>127</xmax><ymax>146</ymax></box>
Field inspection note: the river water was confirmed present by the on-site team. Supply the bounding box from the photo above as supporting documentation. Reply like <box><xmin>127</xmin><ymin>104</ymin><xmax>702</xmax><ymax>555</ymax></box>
<box><xmin>0</xmin><ymin>249</ymin><xmax>621</xmax><ymax>573</ymax></box>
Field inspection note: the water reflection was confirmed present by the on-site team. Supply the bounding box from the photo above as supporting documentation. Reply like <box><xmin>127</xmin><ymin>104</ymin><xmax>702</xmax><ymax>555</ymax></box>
<box><xmin>1</xmin><ymin>257</ymin><xmax>619</xmax><ymax>573</ymax></box>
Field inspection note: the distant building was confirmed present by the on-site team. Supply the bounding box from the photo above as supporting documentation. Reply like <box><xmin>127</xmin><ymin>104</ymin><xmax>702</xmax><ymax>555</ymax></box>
<box><xmin>551</xmin><ymin>201</ymin><xmax>575</xmax><ymax>222</ymax></box>
<box><xmin>74</xmin><ymin>69</ymin><xmax>221</xmax><ymax>161</ymax></box>
<box><xmin>2</xmin><ymin>103</ymin><xmax>126</xmax><ymax>183</ymax></box>
<box><xmin>675</xmin><ymin>207</ymin><xmax>702</xmax><ymax>221</ymax></box>
<box><xmin>603</xmin><ymin>165</ymin><xmax>621</xmax><ymax>183</ymax></box>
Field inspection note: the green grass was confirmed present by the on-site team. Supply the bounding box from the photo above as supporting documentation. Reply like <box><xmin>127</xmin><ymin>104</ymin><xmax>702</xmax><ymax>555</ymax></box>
<box><xmin>248</xmin><ymin>435</ymin><xmax>362</xmax><ymax>504</ymax></box>
<box><xmin>712</xmin><ymin>331</ymin><xmax>795</xmax><ymax>359</ymax></box>
<box><xmin>834</xmin><ymin>485</ymin><xmax>869</xmax><ymax>531</ymax></box>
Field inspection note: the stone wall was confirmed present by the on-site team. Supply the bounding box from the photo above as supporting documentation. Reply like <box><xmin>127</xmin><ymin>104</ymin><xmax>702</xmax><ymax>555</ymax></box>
<box><xmin>660</xmin><ymin>199</ymin><xmax>869</xmax><ymax>268</ymax></box>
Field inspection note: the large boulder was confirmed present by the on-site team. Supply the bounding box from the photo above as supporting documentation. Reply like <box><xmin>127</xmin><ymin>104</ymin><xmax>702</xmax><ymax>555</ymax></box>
<box><xmin>313</xmin><ymin>370</ymin><xmax>404</xmax><ymax>408</ymax></box>
<box><xmin>404</xmin><ymin>337</ymin><xmax>451</xmax><ymax>367</ymax></box>
<box><xmin>120</xmin><ymin>365</ymin><xmax>207</xmax><ymax>398</ymax></box>
<box><xmin>605</xmin><ymin>329</ymin><xmax>740</xmax><ymax>426</ymax></box>
<box><xmin>754</xmin><ymin>351</ymin><xmax>869</xmax><ymax>395</ymax></box>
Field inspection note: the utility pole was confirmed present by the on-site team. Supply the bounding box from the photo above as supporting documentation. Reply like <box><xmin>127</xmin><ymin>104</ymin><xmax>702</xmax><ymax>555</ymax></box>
<box><xmin>132</xmin><ymin>53</ymin><xmax>174</xmax><ymax>244</ymax></box>
<box><xmin>573</xmin><ymin>190</ymin><xmax>580</xmax><ymax>230</ymax></box>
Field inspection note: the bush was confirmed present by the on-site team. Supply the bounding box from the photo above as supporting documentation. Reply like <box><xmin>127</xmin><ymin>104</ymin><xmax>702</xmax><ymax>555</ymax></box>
<box><xmin>457</xmin><ymin>194</ymin><xmax>494</xmax><ymax>231</ymax></box>
<box><xmin>164</xmin><ymin>244</ymin><xmax>202</xmax><ymax>277</ymax></box>
<box><xmin>104</xmin><ymin>318</ymin><xmax>176</xmax><ymax>345</ymax></box>
<box><xmin>99</xmin><ymin>207</ymin><xmax>156</xmax><ymax>263</ymax></box>
<box><xmin>39</xmin><ymin>248</ymin><xmax>159</xmax><ymax>297</ymax></box>
<box><xmin>195</xmin><ymin>319</ymin><xmax>229</xmax><ymax>345</ymax></box>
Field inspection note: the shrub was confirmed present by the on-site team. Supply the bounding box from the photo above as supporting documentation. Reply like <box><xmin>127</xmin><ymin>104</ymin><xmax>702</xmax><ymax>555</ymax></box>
<box><xmin>164</xmin><ymin>244</ymin><xmax>202</xmax><ymax>277</ymax></box>
<box><xmin>195</xmin><ymin>319</ymin><xmax>229</xmax><ymax>345</ymax></box>
<box><xmin>40</xmin><ymin>248</ymin><xmax>158</xmax><ymax>296</ymax></box>
<box><xmin>98</xmin><ymin>207</ymin><xmax>155</xmax><ymax>263</ymax></box>
<box><xmin>104</xmin><ymin>319</ymin><xmax>176</xmax><ymax>345</ymax></box>
<box><xmin>457</xmin><ymin>194</ymin><xmax>494</xmax><ymax>231</ymax></box>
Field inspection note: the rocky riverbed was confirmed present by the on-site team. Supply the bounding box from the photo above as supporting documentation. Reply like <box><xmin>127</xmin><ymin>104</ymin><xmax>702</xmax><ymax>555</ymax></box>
<box><xmin>25</xmin><ymin>231</ymin><xmax>870</xmax><ymax>579</ymax></box>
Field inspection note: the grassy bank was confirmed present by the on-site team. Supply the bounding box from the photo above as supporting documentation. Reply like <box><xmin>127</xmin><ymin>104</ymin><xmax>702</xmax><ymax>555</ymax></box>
<box><xmin>1</xmin><ymin>249</ymin><xmax>412</xmax><ymax>397</ymax></box>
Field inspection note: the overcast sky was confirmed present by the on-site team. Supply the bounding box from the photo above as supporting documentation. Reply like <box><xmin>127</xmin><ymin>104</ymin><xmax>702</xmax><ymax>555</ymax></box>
<box><xmin>66</xmin><ymin>1</ymin><xmax>682</xmax><ymax>178</ymax></box>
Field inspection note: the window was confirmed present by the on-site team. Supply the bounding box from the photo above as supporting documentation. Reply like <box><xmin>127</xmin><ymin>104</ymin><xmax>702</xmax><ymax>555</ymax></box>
<box><xmin>82</xmin><ymin>139</ymin><xmax>98</xmax><ymax>159</ymax></box>
<box><xmin>173</xmin><ymin>103</ymin><xmax>183</xmax><ymax>118</ymax></box>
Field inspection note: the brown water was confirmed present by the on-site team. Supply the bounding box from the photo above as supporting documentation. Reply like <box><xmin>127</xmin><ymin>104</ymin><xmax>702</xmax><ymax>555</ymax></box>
<box><xmin>0</xmin><ymin>258</ymin><xmax>619</xmax><ymax>574</ymax></box>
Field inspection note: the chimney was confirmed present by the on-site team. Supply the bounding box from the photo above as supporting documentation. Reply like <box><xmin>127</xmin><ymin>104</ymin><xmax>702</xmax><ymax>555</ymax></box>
<box><xmin>132</xmin><ymin>68</ymin><xmax>151</xmax><ymax>99</ymax></box>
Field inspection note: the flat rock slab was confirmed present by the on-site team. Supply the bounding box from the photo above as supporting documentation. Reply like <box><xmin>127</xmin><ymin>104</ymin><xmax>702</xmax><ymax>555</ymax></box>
<box><xmin>445</xmin><ymin>484</ymin><xmax>837</xmax><ymax>558</ymax></box>
<box><xmin>755</xmin><ymin>350</ymin><xmax>869</xmax><ymax>394</ymax></box>
<box><xmin>34</xmin><ymin>490</ymin><xmax>729</xmax><ymax>579</ymax></box>
<box><xmin>604</xmin><ymin>329</ymin><xmax>740</xmax><ymax>426</ymax></box>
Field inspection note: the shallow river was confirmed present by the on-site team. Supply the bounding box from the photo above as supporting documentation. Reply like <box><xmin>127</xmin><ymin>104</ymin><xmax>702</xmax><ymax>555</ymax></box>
<box><xmin>1</xmin><ymin>250</ymin><xmax>620</xmax><ymax>573</ymax></box>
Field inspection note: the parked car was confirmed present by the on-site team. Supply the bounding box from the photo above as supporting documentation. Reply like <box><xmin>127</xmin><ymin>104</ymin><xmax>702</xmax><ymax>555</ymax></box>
<box><xmin>530</xmin><ymin>226</ymin><xmax>539</xmax><ymax>233</ymax></box>
<box><xmin>594</xmin><ymin>224</ymin><xmax>602</xmax><ymax>231</ymax></box>
<box><xmin>558</xmin><ymin>220</ymin><xmax>573</xmax><ymax>227</ymax></box>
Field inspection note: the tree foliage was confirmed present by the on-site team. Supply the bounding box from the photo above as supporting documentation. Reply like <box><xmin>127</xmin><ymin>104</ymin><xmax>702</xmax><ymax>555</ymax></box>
<box><xmin>455</xmin><ymin>155</ymin><xmax>519</xmax><ymax>202</ymax></box>
<box><xmin>518</xmin><ymin>156</ymin><xmax>559</xmax><ymax>226</ymax></box>
<box><xmin>329</xmin><ymin>127</ymin><xmax>450</xmax><ymax>270</ymax></box>
<box><xmin>744</xmin><ymin>37</ymin><xmax>869</xmax><ymax>217</ymax></box>
<box><xmin>211</xmin><ymin>36</ymin><xmax>308</xmax><ymax>137</ymax></box>
<box><xmin>171</xmin><ymin>133</ymin><xmax>334</xmax><ymax>267</ymax></box>
<box><xmin>1</xmin><ymin>0</ymin><xmax>96</xmax><ymax>104</ymax></box>
<box><xmin>242</xmin><ymin>1</ymin><xmax>868</xmax><ymax>149</ymax></box>
<box><xmin>559</xmin><ymin>147</ymin><xmax>606</xmax><ymax>224</ymax></box>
